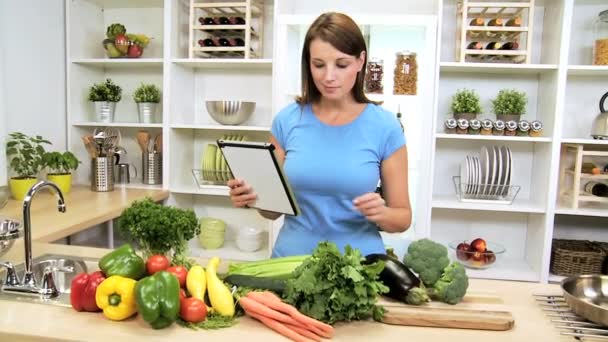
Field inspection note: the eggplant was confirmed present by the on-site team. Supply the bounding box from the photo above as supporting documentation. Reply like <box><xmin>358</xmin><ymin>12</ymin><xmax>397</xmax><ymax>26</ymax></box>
<box><xmin>365</xmin><ymin>253</ymin><xmax>422</xmax><ymax>303</ymax></box>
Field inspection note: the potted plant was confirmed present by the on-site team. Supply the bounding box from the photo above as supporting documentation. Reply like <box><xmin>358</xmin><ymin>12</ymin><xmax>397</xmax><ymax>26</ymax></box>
<box><xmin>5</xmin><ymin>132</ymin><xmax>52</xmax><ymax>200</ymax></box>
<box><xmin>42</xmin><ymin>151</ymin><xmax>81</xmax><ymax>194</ymax></box>
<box><xmin>450</xmin><ymin>89</ymin><xmax>482</xmax><ymax>120</ymax></box>
<box><xmin>133</xmin><ymin>83</ymin><xmax>161</xmax><ymax>123</ymax></box>
<box><xmin>88</xmin><ymin>78</ymin><xmax>122</xmax><ymax>123</ymax></box>
<box><xmin>492</xmin><ymin>89</ymin><xmax>527</xmax><ymax>122</ymax></box>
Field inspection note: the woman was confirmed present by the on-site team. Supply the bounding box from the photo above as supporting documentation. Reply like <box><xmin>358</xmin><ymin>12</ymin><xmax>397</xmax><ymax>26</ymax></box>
<box><xmin>228</xmin><ymin>12</ymin><xmax>412</xmax><ymax>257</ymax></box>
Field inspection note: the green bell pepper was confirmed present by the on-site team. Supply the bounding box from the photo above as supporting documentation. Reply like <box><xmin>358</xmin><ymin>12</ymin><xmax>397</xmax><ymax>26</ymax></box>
<box><xmin>98</xmin><ymin>244</ymin><xmax>146</xmax><ymax>280</ymax></box>
<box><xmin>135</xmin><ymin>271</ymin><xmax>181</xmax><ymax>329</ymax></box>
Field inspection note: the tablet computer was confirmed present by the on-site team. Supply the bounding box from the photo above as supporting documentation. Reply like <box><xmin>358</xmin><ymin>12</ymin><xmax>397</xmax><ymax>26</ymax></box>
<box><xmin>217</xmin><ymin>139</ymin><xmax>300</xmax><ymax>216</ymax></box>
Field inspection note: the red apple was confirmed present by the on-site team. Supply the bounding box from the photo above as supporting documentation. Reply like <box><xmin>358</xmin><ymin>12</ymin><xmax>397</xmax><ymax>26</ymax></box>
<box><xmin>485</xmin><ymin>250</ymin><xmax>496</xmax><ymax>264</ymax></box>
<box><xmin>127</xmin><ymin>44</ymin><xmax>143</xmax><ymax>58</ymax></box>
<box><xmin>456</xmin><ymin>241</ymin><xmax>471</xmax><ymax>261</ymax></box>
<box><xmin>470</xmin><ymin>238</ymin><xmax>487</xmax><ymax>253</ymax></box>
<box><xmin>471</xmin><ymin>251</ymin><xmax>485</xmax><ymax>266</ymax></box>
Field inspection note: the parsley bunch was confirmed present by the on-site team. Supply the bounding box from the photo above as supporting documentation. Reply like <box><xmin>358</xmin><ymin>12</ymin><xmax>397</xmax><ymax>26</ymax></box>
<box><xmin>117</xmin><ymin>198</ymin><xmax>199</xmax><ymax>264</ymax></box>
<box><xmin>282</xmin><ymin>242</ymin><xmax>388</xmax><ymax>324</ymax></box>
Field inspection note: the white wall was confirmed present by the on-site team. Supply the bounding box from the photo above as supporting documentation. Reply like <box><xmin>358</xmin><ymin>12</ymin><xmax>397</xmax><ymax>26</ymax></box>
<box><xmin>1</xmin><ymin>0</ymin><xmax>66</xmax><ymax>161</ymax></box>
<box><xmin>0</xmin><ymin>11</ymin><xmax>6</xmax><ymax>186</ymax></box>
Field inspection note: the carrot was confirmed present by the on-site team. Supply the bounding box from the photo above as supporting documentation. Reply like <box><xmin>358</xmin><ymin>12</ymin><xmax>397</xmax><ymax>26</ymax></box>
<box><xmin>239</xmin><ymin>296</ymin><xmax>308</xmax><ymax>329</ymax></box>
<box><xmin>249</xmin><ymin>291</ymin><xmax>334</xmax><ymax>337</ymax></box>
<box><xmin>247</xmin><ymin>310</ymin><xmax>315</xmax><ymax>342</ymax></box>
<box><xmin>283</xmin><ymin>322</ymin><xmax>322</xmax><ymax>342</ymax></box>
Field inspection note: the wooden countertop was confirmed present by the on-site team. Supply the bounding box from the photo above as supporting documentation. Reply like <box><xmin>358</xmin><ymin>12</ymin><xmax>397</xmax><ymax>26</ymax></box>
<box><xmin>0</xmin><ymin>185</ymin><xmax>169</xmax><ymax>243</ymax></box>
<box><xmin>0</xmin><ymin>243</ymin><xmax>574</xmax><ymax>342</ymax></box>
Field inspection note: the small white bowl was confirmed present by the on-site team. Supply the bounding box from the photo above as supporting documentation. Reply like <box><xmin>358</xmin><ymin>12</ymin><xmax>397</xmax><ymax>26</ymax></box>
<box><xmin>236</xmin><ymin>237</ymin><xmax>263</xmax><ymax>252</ymax></box>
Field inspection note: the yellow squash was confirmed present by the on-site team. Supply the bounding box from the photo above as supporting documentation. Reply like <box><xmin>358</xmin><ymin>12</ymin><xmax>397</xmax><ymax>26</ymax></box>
<box><xmin>206</xmin><ymin>257</ymin><xmax>235</xmax><ymax>317</ymax></box>
<box><xmin>186</xmin><ymin>265</ymin><xmax>206</xmax><ymax>300</ymax></box>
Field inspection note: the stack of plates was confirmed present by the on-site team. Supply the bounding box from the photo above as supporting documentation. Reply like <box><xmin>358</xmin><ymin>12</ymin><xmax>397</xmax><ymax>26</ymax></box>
<box><xmin>201</xmin><ymin>134</ymin><xmax>247</xmax><ymax>183</ymax></box>
<box><xmin>459</xmin><ymin>145</ymin><xmax>513</xmax><ymax>198</ymax></box>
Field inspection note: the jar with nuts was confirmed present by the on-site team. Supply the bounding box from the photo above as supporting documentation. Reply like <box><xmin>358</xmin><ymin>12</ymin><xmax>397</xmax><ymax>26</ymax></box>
<box><xmin>445</xmin><ymin>118</ymin><xmax>457</xmax><ymax>134</ymax></box>
<box><xmin>593</xmin><ymin>10</ymin><xmax>608</xmax><ymax>65</ymax></box>
<box><xmin>493</xmin><ymin>120</ymin><xmax>506</xmax><ymax>136</ymax></box>
<box><xmin>480</xmin><ymin>119</ymin><xmax>493</xmax><ymax>135</ymax></box>
<box><xmin>364</xmin><ymin>58</ymin><xmax>384</xmax><ymax>94</ymax></box>
<box><xmin>393</xmin><ymin>51</ymin><xmax>417</xmax><ymax>95</ymax></box>
<box><xmin>517</xmin><ymin>120</ymin><xmax>530</xmax><ymax>136</ymax></box>
<box><xmin>456</xmin><ymin>119</ymin><xmax>469</xmax><ymax>134</ymax></box>
<box><xmin>530</xmin><ymin>120</ymin><xmax>543</xmax><ymax>137</ymax></box>
<box><xmin>505</xmin><ymin>120</ymin><xmax>518</xmax><ymax>136</ymax></box>
<box><xmin>469</xmin><ymin>119</ymin><xmax>481</xmax><ymax>134</ymax></box>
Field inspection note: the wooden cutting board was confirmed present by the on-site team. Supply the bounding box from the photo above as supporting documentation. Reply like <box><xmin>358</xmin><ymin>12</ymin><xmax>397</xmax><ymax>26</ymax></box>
<box><xmin>378</xmin><ymin>291</ymin><xmax>515</xmax><ymax>331</ymax></box>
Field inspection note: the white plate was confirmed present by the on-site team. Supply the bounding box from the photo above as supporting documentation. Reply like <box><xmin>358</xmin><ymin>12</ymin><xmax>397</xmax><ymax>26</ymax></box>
<box><xmin>506</xmin><ymin>146</ymin><xmax>513</xmax><ymax>195</ymax></box>
<box><xmin>487</xmin><ymin>146</ymin><xmax>497</xmax><ymax>196</ymax></box>
<box><xmin>470</xmin><ymin>156</ymin><xmax>478</xmax><ymax>196</ymax></box>
<box><xmin>480</xmin><ymin>146</ymin><xmax>490</xmax><ymax>196</ymax></box>
<box><xmin>493</xmin><ymin>146</ymin><xmax>503</xmax><ymax>197</ymax></box>
<box><xmin>465</xmin><ymin>156</ymin><xmax>472</xmax><ymax>195</ymax></box>
<box><xmin>474</xmin><ymin>156</ymin><xmax>482</xmax><ymax>196</ymax></box>
<box><xmin>460</xmin><ymin>158</ymin><xmax>469</xmax><ymax>195</ymax></box>
<box><xmin>500</xmin><ymin>146</ymin><xmax>510</xmax><ymax>196</ymax></box>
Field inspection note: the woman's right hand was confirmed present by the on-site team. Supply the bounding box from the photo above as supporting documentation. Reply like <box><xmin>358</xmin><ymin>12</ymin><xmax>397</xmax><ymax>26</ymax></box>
<box><xmin>227</xmin><ymin>178</ymin><xmax>257</xmax><ymax>208</ymax></box>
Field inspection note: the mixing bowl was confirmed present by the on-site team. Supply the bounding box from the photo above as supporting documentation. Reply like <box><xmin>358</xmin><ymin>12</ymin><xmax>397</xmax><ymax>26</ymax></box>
<box><xmin>206</xmin><ymin>100</ymin><xmax>255</xmax><ymax>125</ymax></box>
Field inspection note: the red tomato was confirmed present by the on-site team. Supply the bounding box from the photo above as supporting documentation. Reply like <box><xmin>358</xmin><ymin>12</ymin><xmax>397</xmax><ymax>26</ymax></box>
<box><xmin>167</xmin><ymin>266</ymin><xmax>188</xmax><ymax>288</ymax></box>
<box><xmin>146</xmin><ymin>255</ymin><xmax>170</xmax><ymax>275</ymax></box>
<box><xmin>180</xmin><ymin>297</ymin><xmax>207</xmax><ymax>323</ymax></box>
<box><xmin>179</xmin><ymin>288</ymin><xmax>187</xmax><ymax>302</ymax></box>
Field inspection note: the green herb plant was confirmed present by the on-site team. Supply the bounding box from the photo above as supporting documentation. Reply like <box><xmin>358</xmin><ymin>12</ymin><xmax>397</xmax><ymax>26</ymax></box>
<box><xmin>133</xmin><ymin>83</ymin><xmax>161</xmax><ymax>103</ymax></box>
<box><xmin>492</xmin><ymin>89</ymin><xmax>527</xmax><ymax>115</ymax></box>
<box><xmin>6</xmin><ymin>132</ymin><xmax>52</xmax><ymax>179</ymax></box>
<box><xmin>117</xmin><ymin>198</ymin><xmax>199</xmax><ymax>266</ymax></box>
<box><xmin>281</xmin><ymin>241</ymin><xmax>389</xmax><ymax>324</ymax></box>
<box><xmin>88</xmin><ymin>78</ymin><xmax>123</xmax><ymax>102</ymax></box>
<box><xmin>450</xmin><ymin>89</ymin><xmax>482</xmax><ymax>114</ymax></box>
<box><xmin>42</xmin><ymin>151</ymin><xmax>81</xmax><ymax>175</ymax></box>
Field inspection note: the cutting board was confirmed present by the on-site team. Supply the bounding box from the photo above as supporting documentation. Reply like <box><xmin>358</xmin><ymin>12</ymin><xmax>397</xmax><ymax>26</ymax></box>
<box><xmin>378</xmin><ymin>291</ymin><xmax>515</xmax><ymax>331</ymax></box>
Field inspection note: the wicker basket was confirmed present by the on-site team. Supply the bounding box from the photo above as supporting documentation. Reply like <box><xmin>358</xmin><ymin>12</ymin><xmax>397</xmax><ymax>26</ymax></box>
<box><xmin>550</xmin><ymin>239</ymin><xmax>606</xmax><ymax>276</ymax></box>
<box><xmin>592</xmin><ymin>241</ymin><xmax>608</xmax><ymax>275</ymax></box>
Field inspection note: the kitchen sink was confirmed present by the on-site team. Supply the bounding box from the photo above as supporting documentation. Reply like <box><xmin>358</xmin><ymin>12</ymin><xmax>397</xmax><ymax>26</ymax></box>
<box><xmin>0</xmin><ymin>254</ymin><xmax>99</xmax><ymax>307</ymax></box>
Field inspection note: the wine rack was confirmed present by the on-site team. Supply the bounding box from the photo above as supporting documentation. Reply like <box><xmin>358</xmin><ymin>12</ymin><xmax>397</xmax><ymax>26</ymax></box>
<box><xmin>559</xmin><ymin>144</ymin><xmax>608</xmax><ymax>209</ymax></box>
<box><xmin>188</xmin><ymin>0</ymin><xmax>265</xmax><ymax>58</ymax></box>
<box><xmin>455</xmin><ymin>0</ymin><xmax>534</xmax><ymax>64</ymax></box>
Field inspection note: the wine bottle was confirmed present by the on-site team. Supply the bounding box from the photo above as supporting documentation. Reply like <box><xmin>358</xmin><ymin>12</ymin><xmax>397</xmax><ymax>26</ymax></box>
<box><xmin>485</xmin><ymin>42</ymin><xmax>503</xmax><ymax>50</ymax></box>
<box><xmin>584</xmin><ymin>181</ymin><xmax>608</xmax><ymax>197</ymax></box>
<box><xmin>500</xmin><ymin>42</ymin><xmax>520</xmax><ymax>50</ymax></box>
<box><xmin>582</xmin><ymin>162</ymin><xmax>601</xmax><ymax>175</ymax></box>
<box><xmin>506</xmin><ymin>17</ymin><xmax>522</xmax><ymax>27</ymax></box>
<box><xmin>467</xmin><ymin>41</ymin><xmax>483</xmax><ymax>58</ymax></box>
<box><xmin>468</xmin><ymin>17</ymin><xmax>484</xmax><ymax>38</ymax></box>
<box><xmin>198</xmin><ymin>38</ymin><xmax>215</xmax><ymax>47</ymax></box>
<box><xmin>486</xmin><ymin>18</ymin><xmax>504</xmax><ymax>38</ymax></box>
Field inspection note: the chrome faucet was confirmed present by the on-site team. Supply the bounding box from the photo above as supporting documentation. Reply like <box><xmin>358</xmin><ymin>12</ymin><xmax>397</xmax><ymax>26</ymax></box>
<box><xmin>0</xmin><ymin>181</ymin><xmax>69</xmax><ymax>297</ymax></box>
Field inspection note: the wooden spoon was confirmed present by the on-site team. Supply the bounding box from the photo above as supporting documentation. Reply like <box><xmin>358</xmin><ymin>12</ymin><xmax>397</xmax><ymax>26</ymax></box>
<box><xmin>136</xmin><ymin>130</ymin><xmax>150</xmax><ymax>153</ymax></box>
<box><xmin>154</xmin><ymin>134</ymin><xmax>162</xmax><ymax>153</ymax></box>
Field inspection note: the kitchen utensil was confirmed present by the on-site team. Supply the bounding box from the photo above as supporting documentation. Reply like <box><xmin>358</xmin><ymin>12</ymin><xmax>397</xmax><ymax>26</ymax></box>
<box><xmin>81</xmin><ymin>135</ymin><xmax>98</xmax><ymax>158</ymax></box>
<box><xmin>206</xmin><ymin>100</ymin><xmax>255</xmax><ymax>125</ymax></box>
<box><xmin>379</xmin><ymin>292</ymin><xmax>514</xmax><ymax>331</ymax></box>
<box><xmin>142</xmin><ymin>152</ymin><xmax>162</xmax><ymax>185</ymax></box>
<box><xmin>561</xmin><ymin>275</ymin><xmax>608</xmax><ymax>327</ymax></box>
<box><xmin>154</xmin><ymin>134</ymin><xmax>162</xmax><ymax>153</ymax></box>
<box><xmin>136</xmin><ymin>130</ymin><xmax>150</xmax><ymax>153</ymax></box>
<box><xmin>91</xmin><ymin>156</ymin><xmax>114</xmax><ymax>192</ymax></box>
<box><xmin>116</xmin><ymin>163</ymin><xmax>137</xmax><ymax>184</ymax></box>
<box><xmin>591</xmin><ymin>92</ymin><xmax>608</xmax><ymax>139</ymax></box>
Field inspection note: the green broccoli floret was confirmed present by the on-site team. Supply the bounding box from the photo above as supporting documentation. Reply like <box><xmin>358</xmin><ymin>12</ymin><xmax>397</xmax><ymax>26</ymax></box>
<box><xmin>405</xmin><ymin>286</ymin><xmax>431</xmax><ymax>305</ymax></box>
<box><xmin>428</xmin><ymin>262</ymin><xmax>469</xmax><ymax>305</ymax></box>
<box><xmin>403</xmin><ymin>239</ymin><xmax>450</xmax><ymax>287</ymax></box>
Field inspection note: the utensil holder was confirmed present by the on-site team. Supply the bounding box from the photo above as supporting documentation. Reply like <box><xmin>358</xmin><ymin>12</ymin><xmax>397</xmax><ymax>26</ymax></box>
<box><xmin>91</xmin><ymin>156</ymin><xmax>115</xmax><ymax>192</ymax></box>
<box><xmin>142</xmin><ymin>152</ymin><xmax>162</xmax><ymax>185</ymax></box>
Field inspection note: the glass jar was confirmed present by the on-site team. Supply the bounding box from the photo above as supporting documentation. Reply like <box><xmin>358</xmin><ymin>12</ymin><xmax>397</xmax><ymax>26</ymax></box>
<box><xmin>468</xmin><ymin>119</ymin><xmax>481</xmax><ymax>134</ymax></box>
<box><xmin>493</xmin><ymin>120</ymin><xmax>505</xmax><ymax>136</ymax></box>
<box><xmin>364</xmin><ymin>58</ymin><xmax>384</xmax><ymax>94</ymax></box>
<box><xmin>456</xmin><ymin>119</ymin><xmax>469</xmax><ymax>134</ymax></box>
<box><xmin>480</xmin><ymin>119</ymin><xmax>493</xmax><ymax>135</ymax></box>
<box><xmin>530</xmin><ymin>120</ymin><xmax>543</xmax><ymax>137</ymax></box>
<box><xmin>594</xmin><ymin>10</ymin><xmax>608</xmax><ymax>65</ymax></box>
<box><xmin>505</xmin><ymin>120</ymin><xmax>518</xmax><ymax>136</ymax></box>
<box><xmin>445</xmin><ymin>118</ymin><xmax>457</xmax><ymax>134</ymax></box>
<box><xmin>393</xmin><ymin>51</ymin><xmax>417</xmax><ymax>95</ymax></box>
<box><xmin>517</xmin><ymin>120</ymin><xmax>530</xmax><ymax>136</ymax></box>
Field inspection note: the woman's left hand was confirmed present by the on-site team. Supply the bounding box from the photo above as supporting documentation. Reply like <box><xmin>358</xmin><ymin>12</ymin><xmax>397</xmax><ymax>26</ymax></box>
<box><xmin>353</xmin><ymin>192</ymin><xmax>387</xmax><ymax>224</ymax></box>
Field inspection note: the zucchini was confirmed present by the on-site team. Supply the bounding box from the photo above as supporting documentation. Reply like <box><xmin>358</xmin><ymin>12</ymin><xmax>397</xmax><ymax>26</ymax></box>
<box><xmin>224</xmin><ymin>274</ymin><xmax>287</xmax><ymax>293</ymax></box>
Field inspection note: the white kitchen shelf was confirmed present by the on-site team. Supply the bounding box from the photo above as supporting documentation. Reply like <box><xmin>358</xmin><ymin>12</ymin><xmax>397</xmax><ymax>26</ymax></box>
<box><xmin>171</xmin><ymin>185</ymin><xmax>230</xmax><ymax>197</ymax></box>
<box><xmin>84</xmin><ymin>0</ymin><xmax>163</xmax><ymax>8</ymax></box>
<box><xmin>565</xmin><ymin>170</ymin><xmax>608</xmax><ymax>180</ymax></box>
<box><xmin>463</xmin><ymin>258</ymin><xmax>539</xmax><ymax>282</ymax></box>
<box><xmin>561</xmin><ymin>138</ymin><xmax>608</xmax><ymax>146</ymax></box>
<box><xmin>172</xmin><ymin>58</ymin><xmax>272</xmax><ymax>69</ymax></box>
<box><xmin>170</xmin><ymin>124</ymin><xmax>269</xmax><ymax>132</ymax></box>
<box><xmin>435</xmin><ymin>133</ymin><xmax>552</xmax><ymax>143</ymax></box>
<box><xmin>73</xmin><ymin>122</ymin><xmax>163</xmax><ymax>128</ymax></box>
<box><xmin>440</xmin><ymin>62</ymin><xmax>558</xmax><ymax>74</ymax></box>
<box><xmin>432</xmin><ymin>195</ymin><xmax>545</xmax><ymax>213</ymax></box>
<box><xmin>567</xmin><ymin>65</ymin><xmax>608</xmax><ymax>76</ymax></box>
<box><xmin>555</xmin><ymin>204</ymin><xmax>608</xmax><ymax>218</ymax></box>
<box><xmin>71</xmin><ymin>58</ymin><xmax>164</xmax><ymax>68</ymax></box>
<box><xmin>188</xmin><ymin>238</ymin><xmax>268</xmax><ymax>262</ymax></box>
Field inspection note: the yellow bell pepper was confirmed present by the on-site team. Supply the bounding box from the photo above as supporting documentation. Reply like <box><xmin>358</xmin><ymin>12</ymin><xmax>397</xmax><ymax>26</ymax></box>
<box><xmin>186</xmin><ymin>265</ymin><xmax>206</xmax><ymax>300</ymax></box>
<box><xmin>206</xmin><ymin>257</ymin><xmax>235</xmax><ymax>317</ymax></box>
<box><xmin>95</xmin><ymin>275</ymin><xmax>138</xmax><ymax>321</ymax></box>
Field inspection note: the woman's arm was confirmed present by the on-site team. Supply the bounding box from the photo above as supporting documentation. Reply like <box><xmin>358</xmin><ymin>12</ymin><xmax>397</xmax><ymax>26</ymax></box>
<box><xmin>353</xmin><ymin>145</ymin><xmax>412</xmax><ymax>233</ymax></box>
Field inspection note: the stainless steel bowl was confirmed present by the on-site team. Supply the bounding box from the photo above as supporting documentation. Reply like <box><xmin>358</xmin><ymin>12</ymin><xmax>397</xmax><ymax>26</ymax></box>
<box><xmin>561</xmin><ymin>274</ymin><xmax>608</xmax><ymax>326</ymax></box>
<box><xmin>206</xmin><ymin>100</ymin><xmax>255</xmax><ymax>125</ymax></box>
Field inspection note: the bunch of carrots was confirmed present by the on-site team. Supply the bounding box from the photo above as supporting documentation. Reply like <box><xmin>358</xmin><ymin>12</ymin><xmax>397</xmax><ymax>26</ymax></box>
<box><xmin>239</xmin><ymin>291</ymin><xmax>334</xmax><ymax>342</ymax></box>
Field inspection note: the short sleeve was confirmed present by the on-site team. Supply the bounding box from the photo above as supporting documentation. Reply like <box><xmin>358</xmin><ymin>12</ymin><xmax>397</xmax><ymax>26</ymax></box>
<box><xmin>381</xmin><ymin>117</ymin><xmax>406</xmax><ymax>161</ymax></box>
<box><xmin>271</xmin><ymin>103</ymin><xmax>299</xmax><ymax>150</ymax></box>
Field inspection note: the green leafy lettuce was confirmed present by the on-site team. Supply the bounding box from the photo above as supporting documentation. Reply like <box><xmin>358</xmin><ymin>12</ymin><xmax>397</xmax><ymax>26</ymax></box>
<box><xmin>281</xmin><ymin>242</ymin><xmax>388</xmax><ymax>324</ymax></box>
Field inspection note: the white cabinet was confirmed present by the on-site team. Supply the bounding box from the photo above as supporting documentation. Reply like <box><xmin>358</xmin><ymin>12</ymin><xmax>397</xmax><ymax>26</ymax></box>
<box><xmin>64</xmin><ymin>0</ymin><xmax>606</xmax><ymax>279</ymax></box>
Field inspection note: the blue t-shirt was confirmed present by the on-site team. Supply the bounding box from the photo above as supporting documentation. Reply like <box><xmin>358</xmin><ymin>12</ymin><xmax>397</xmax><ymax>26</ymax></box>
<box><xmin>270</xmin><ymin>102</ymin><xmax>406</xmax><ymax>257</ymax></box>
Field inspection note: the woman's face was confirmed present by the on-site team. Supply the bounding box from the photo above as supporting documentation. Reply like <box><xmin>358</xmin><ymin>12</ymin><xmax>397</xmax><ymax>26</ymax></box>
<box><xmin>309</xmin><ymin>38</ymin><xmax>365</xmax><ymax>101</ymax></box>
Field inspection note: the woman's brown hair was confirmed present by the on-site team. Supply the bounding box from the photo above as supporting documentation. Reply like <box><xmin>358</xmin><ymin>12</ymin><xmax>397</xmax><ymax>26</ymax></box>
<box><xmin>296</xmin><ymin>12</ymin><xmax>379</xmax><ymax>105</ymax></box>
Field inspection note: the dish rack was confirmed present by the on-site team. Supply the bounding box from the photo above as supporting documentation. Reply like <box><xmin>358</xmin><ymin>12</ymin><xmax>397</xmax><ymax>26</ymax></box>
<box><xmin>453</xmin><ymin>176</ymin><xmax>520</xmax><ymax>204</ymax></box>
<box><xmin>456</xmin><ymin>0</ymin><xmax>534</xmax><ymax>64</ymax></box>
<box><xmin>192</xmin><ymin>169</ymin><xmax>232</xmax><ymax>187</ymax></box>
<box><xmin>188</xmin><ymin>0</ymin><xmax>265</xmax><ymax>58</ymax></box>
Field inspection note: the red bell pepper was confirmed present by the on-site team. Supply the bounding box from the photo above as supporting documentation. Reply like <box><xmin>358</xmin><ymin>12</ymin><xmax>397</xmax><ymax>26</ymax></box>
<box><xmin>70</xmin><ymin>271</ymin><xmax>106</xmax><ymax>312</ymax></box>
